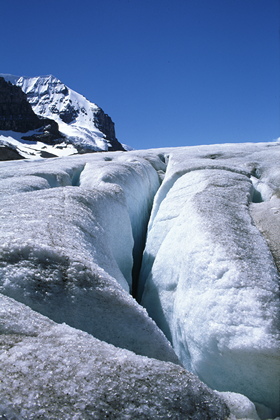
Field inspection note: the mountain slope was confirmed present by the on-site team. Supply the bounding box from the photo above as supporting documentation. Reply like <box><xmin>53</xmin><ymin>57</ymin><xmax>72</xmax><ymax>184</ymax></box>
<box><xmin>0</xmin><ymin>74</ymin><xmax>125</xmax><ymax>159</ymax></box>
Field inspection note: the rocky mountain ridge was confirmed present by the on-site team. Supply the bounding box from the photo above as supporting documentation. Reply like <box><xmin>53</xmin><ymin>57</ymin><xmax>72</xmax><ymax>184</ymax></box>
<box><xmin>0</xmin><ymin>77</ymin><xmax>59</xmax><ymax>135</ymax></box>
<box><xmin>0</xmin><ymin>74</ymin><xmax>125</xmax><ymax>159</ymax></box>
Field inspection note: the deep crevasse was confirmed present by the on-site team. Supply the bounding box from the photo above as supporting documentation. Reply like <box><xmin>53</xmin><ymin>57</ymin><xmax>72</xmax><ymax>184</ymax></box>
<box><xmin>78</xmin><ymin>152</ymin><xmax>166</xmax><ymax>295</ymax></box>
<box><xmin>0</xmin><ymin>151</ymin><xmax>178</xmax><ymax>364</ymax></box>
<box><xmin>0</xmin><ymin>150</ymin><xmax>234</xmax><ymax>418</ymax></box>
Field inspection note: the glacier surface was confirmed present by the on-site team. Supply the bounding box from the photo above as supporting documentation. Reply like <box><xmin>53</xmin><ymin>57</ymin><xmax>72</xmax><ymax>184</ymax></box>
<box><xmin>0</xmin><ymin>142</ymin><xmax>280</xmax><ymax>418</ymax></box>
<box><xmin>0</xmin><ymin>152</ymin><xmax>177</xmax><ymax>363</ymax></box>
<box><xmin>0</xmin><ymin>294</ymin><xmax>231</xmax><ymax>420</ymax></box>
<box><xmin>139</xmin><ymin>143</ymin><xmax>280</xmax><ymax>417</ymax></box>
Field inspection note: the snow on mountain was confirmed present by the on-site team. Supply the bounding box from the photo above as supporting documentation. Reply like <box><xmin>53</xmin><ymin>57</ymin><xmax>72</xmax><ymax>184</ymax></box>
<box><xmin>0</xmin><ymin>74</ymin><xmax>125</xmax><ymax>159</ymax></box>
<box><xmin>0</xmin><ymin>142</ymin><xmax>280</xmax><ymax>419</ymax></box>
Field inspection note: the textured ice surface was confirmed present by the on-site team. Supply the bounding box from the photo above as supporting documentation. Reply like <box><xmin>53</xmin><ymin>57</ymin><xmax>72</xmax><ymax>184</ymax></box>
<box><xmin>216</xmin><ymin>392</ymin><xmax>261</xmax><ymax>420</ymax></box>
<box><xmin>1</xmin><ymin>142</ymin><xmax>280</xmax><ymax>418</ymax></box>
<box><xmin>0</xmin><ymin>294</ymin><xmax>230</xmax><ymax>420</ymax></box>
<box><xmin>250</xmin><ymin>195</ymin><xmax>280</xmax><ymax>274</ymax></box>
<box><xmin>0</xmin><ymin>152</ymin><xmax>177</xmax><ymax>363</ymax></box>
<box><xmin>140</xmin><ymin>142</ymin><xmax>280</xmax><ymax>416</ymax></box>
<box><xmin>79</xmin><ymin>153</ymin><xmax>161</xmax><ymax>293</ymax></box>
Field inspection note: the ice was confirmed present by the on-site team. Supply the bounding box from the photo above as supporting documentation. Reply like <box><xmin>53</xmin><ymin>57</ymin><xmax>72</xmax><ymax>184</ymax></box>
<box><xmin>0</xmin><ymin>152</ymin><xmax>177</xmax><ymax>363</ymax></box>
<box><xmin>216</xmin><ymin>392</ymin><xmax>261</xmax><ymax>420</ymax></box>
<box><xmin>250</xmin><ymin>195</ymin><xmax>280</xmax><ymax>273</ymax></box>
<box><xmin>79</xmin><ymin>152</ymin><xmax>161</xmax><ymax>292</ymax></box>
<box><xmin>139</xmin><ymin>142</ymin><xmax>280</xmax><ymax>416</ymax></box>
<box><xmin>0</xmin><ymin>142</ymin><xmax>280</xmax><ymax>417</ymax></box>
<box><xmin>0</xmin><ymin>294</ymin><xmax>230</xmax><ymax>419</ymax></box>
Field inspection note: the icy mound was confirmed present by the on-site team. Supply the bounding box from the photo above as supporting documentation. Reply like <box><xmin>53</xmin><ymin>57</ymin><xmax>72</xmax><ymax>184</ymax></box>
<box><xmin>0</xmin><ymin>142</ymin><xmax>279</xmax><ymax>417</ymax></box>
<box><xmin>139</xmin><ymin>143</ymin><xmax>280</xmax><ymax>416</ymax></box>
<box><xmin>0</xmin><ymin>152</ymin><xmax>177</xmax><ymax>363</ymax></box>
<box><xmin>0</xmin><ymin>294</ymin><xmax>232</xmax><ymax>419</ymax></box>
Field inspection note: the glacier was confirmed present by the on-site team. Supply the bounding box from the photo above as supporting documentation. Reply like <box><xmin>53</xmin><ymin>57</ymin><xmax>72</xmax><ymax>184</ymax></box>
<box><xmin>0</xmin><ymin>152</ymin><xmax>177</xmax><ymax>363</ymax></box>
<box><xmin>0</xmin><ymin>294</ymin><xmax>230</xmax><ymax>420</ymax></box>
<box><xmin>0</xmin><ymin>142</ymin><xmax>280</xmax><ymax>419</ymax></box>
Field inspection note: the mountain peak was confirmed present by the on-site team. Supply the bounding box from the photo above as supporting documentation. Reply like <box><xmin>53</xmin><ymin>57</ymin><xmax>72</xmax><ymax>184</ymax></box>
<box><xmin>0</xmin><ymin>74</ymin><xmax>126</xmax><ymax>159</ymax></box>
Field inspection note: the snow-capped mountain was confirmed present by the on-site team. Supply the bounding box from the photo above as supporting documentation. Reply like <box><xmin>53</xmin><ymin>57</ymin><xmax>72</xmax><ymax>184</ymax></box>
<box><xmin>0</xmin><ymin>141</ymin><xmax>279</xmax><ymax>419</ymax></box>
<box><xmin>0</xmin><ymin>74</ymin><xmax>125</xmax><ymax>159</ymax></box>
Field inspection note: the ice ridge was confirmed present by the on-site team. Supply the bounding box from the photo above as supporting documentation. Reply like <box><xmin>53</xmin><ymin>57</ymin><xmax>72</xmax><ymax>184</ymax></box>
<box><xmin>0</xmin><ymin>142</ymin><xmax>279</xmax><ymax>418</ymax></box>
<box><xmin>139</xmin><ymin>143</ymin><xmax>280</xmax><ymax>417</ymax></box>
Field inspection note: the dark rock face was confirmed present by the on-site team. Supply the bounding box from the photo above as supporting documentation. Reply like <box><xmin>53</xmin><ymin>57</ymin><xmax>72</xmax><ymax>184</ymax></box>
<box><xmin>94</xmin><ymin>108</ymin><xmax>125</xmax><ymax>151</ymax></box>
<box><xmin>0</xmin><ymin>77</ymin><xmax>41</xmax><ymax>132</ymax></box>
<box><xmin>94</xmin><ymin>108</ymin><xmax>116</xmax><ymax>142</ymax></box>
<box><xmin>59</xmin><ymin>103</ymin><xmax>79</xmax><ymax>124</ymax></box>
<box><xmin>0</xmin><ymin>145</ymin><xmax>24</xmax><ymax>161</ymax></box>
<box><xmin>0</xmin><ymin>77</ymin><xmax>63</xmax><ymax>144</ymax></box>
<box><xmin>21</xmin><ymin>122</ymin><xmax>64</xmax><ymax>145</ymax></box>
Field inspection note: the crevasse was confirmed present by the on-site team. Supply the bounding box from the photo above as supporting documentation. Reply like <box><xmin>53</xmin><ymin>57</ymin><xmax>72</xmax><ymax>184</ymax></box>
<box><xmin>0</xmin><ymin>152</ymin><xmax>178</xmax><ymax>364</ymax></box>
<box><xmin>0</xmin><ymin>143</ymin><xmax>279</xmax><ymax>417</ymax></box>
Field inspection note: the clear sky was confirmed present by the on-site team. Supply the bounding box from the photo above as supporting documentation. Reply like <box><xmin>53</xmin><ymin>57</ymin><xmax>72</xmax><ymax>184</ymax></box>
<box><xmin>1</xmin><ymin>0</ymin><xmax>279</xmax><ymax>150</ymax></box>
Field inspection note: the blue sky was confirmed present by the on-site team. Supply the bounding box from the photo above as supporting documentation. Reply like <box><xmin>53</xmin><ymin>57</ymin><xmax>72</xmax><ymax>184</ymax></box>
<box><xmin>1</xmin><ymin>0</ymin><xmax>279</xmax><ymax>149</ymax></box>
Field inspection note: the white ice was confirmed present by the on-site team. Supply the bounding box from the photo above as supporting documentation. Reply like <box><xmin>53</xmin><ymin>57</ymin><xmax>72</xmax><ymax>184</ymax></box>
<box><xmin>139</xmin><ymin>142</ymin><xmax>280</xmax><ymax>416</ymax></box>
<box><xmin>0</xmin><ymin>142</ymin><xmax>280</xmax><ymax>417</ymax></box>
<box><xmin>0</xmin><ymin>152</ymin><xmax>177</xmax><ymax>363</ymax></box>
<box><xmin>0</xmin><ymin>293</ymin><xmax>230</xmax><ymax>419</ymax></box>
